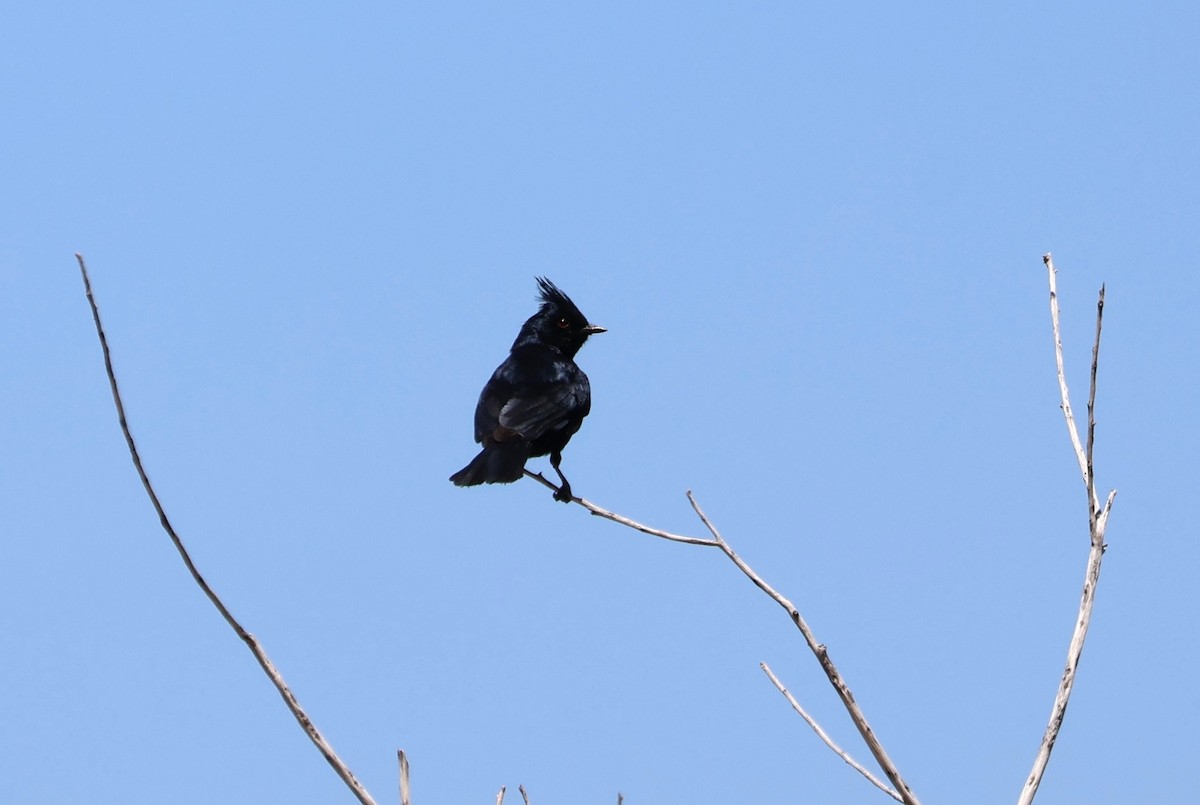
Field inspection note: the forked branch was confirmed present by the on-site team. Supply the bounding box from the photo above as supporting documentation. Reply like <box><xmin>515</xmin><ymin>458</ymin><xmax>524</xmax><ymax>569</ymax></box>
<box><xmin>527</xmin><ymin>477</ymin><xmax>920</xmax><ymax>803</ymax></box>
<box><xmin>1016</xmin><ymin>254</ymin><xmax>1117</xmax><ymax>805</ymax></box>
<box><xmin>76</xmin><ymin>254</ymin><xmax>377</xmax><ymax>805</ymax></box>
<box><xmin>688</xmin><ymin>494</ymin><xmax>921</xmax><ymax>805</ymax></box>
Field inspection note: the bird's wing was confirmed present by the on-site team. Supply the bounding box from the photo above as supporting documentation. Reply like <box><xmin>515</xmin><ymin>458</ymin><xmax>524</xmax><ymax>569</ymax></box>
<box><xmin>496</xmin><ymin>377</ymin><xmax>589</xmax><ymax>441</ymax></box>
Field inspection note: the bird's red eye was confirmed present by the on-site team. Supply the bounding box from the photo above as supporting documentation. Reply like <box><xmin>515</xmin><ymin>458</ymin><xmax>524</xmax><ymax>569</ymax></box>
<box><xmin>557</xmin><ymin>317</ymin><xmax>570</xmax><ymax>329</ymax></box>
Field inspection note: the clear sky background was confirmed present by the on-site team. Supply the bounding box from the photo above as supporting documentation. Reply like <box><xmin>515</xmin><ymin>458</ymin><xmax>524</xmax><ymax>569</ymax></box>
<box><xmin>3</xmin><ymin>3</ymin><xmax>1198</xmax><ymax>804</ymax></box>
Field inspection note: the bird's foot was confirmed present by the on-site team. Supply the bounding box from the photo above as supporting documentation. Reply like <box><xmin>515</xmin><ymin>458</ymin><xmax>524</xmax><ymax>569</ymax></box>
<box><xmin>553</xmin><ymin>482</ymin><xmax>573</xmax><ymax>503</ymax></box>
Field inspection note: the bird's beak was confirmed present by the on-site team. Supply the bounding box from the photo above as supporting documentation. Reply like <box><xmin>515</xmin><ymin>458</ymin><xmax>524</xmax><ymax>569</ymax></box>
<box><xmin>583</xmin><ymin>324</ymin><xmax>607</xmax><ymax>335</ymax></box>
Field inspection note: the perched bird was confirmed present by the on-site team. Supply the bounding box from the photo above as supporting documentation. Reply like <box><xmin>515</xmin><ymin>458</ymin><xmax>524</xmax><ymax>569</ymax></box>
<box><xmin>450</xmin><ymin>278</ymin><xmax>605</xmax><ymax>502</ymax></box>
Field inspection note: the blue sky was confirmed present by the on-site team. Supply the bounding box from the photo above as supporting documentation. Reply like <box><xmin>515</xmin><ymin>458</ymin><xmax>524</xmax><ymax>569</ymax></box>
<box><xmin>3</xmin><ymin>2</ymin><xmax>1198</xmax><ymax>803</ymax></box>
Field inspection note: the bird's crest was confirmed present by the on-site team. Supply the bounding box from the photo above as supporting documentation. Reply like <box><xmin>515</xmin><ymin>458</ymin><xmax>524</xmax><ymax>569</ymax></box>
<box><xmin>535</xmin><ymin>276</ymin><xmax>584</xmax><ymax>319</ymax></box>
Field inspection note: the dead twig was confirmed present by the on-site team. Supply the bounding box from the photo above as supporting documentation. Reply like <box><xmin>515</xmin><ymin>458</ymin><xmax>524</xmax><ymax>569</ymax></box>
<box><xmin>1017</xmin><ymin>255</ymin><xmax>1117</xmax><ymax>805</ymax></box>
<box><xmin>76</xmin><ymin>254</ymin><xmax>377</xmax><ymax>805</ymax></box>
<box><xmin>1086</xmin><ymin>285</ymin><xmax>1105</xmax><ymax>536</ymax></box>
<box><xmin>398</xmin><ymin>749</ymin><xmax>410</xmax><ymax>805</ymax></box>
<box><xmin>761</xmin><ymin>663</ymin><xmax>901</xmax><ymax>801</ymax></box>
<box><xmin>523</xmin><ymin>470</ymin><xmax>718</xmax><ymax>546</ymax></box>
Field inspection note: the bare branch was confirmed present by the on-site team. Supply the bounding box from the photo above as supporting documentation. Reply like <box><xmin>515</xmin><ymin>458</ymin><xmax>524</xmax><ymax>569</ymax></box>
<box><xmin>75</xmin><ymin>254</ymin><xmax>377</xmax><ymax>805</ymax></box>
<box><xmin>522</xmin><ymin>470</ymin><xmax>719</xmax><ymax>546</ymax></box>
<box><xmin>687</xmin><ymin>493</ymin><xmax>922</xmax><ymax>805</ymax></box>
<box><xmin>496</xmin><ymin>786</ymin><xmax>506</xmax><ymax>805</ymax></box>
<box><xmin>1017</xmin><ymin>256</ymin><xmax>1117</xmax><ymax>805</ymax></box>
<box><xmin>519</xmin><ymin>784</ymin><xmax>531</xmax><ymax>805</ymax></box>
<box><xmin>1086</xmin><ymin>285</ymin><xmax>1105</xmax><ymax>536</ymax></box>
<box><xmin>1043</xmin><ymin>254</ymin><xmax>1101</xmax><ymax>513</ymax></box>
<box><xmin>761</xmin><ymin>663</ymin><xmax>901</xmax><ymax>802</ymax></box>
<box><xmin>398</xmin><ymin>750</ymin><xmax>410</xmax><ymax>805</ymax></box>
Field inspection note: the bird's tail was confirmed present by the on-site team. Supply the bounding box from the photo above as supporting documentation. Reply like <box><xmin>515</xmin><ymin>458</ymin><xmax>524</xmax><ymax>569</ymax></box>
<box><xmin>449</xmin><ymin>443</ymin><xmax>530</xmax><ymax>486</ymax></box>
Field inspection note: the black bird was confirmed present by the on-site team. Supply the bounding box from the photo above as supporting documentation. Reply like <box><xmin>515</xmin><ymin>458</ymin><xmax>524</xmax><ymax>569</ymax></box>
<box><xmin>450</xmin><ymin>278</ymin><xmax>605</xmax><ymax>502</ymax></box>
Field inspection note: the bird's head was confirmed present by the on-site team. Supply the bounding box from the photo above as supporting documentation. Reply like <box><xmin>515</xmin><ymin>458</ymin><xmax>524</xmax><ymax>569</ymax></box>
<box><xmin>514</xmin><ymin>277</ymin><xmax>606</xmax><ymax>357</ymax></box>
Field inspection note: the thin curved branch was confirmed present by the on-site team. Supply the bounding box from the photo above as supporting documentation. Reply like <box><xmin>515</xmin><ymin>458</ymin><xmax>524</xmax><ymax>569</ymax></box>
<box><xmin>522</xmin><ymin>470</ymin><xmax>718</xmax><ymax>546</ymax></box>
<box><xmin>76</xmin><ymin>254</ymin><xmax>377</xmax><ymax>805</ymax></box>
<box><xmin>761</xmin><ymin>663</ymin><xmax>901</xmax><ymax>802</ymax></box>
<box><xmin>1017</xmin><ymin>255</ymin><xmax>1117</xmax><ymax>805</ymax></box>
